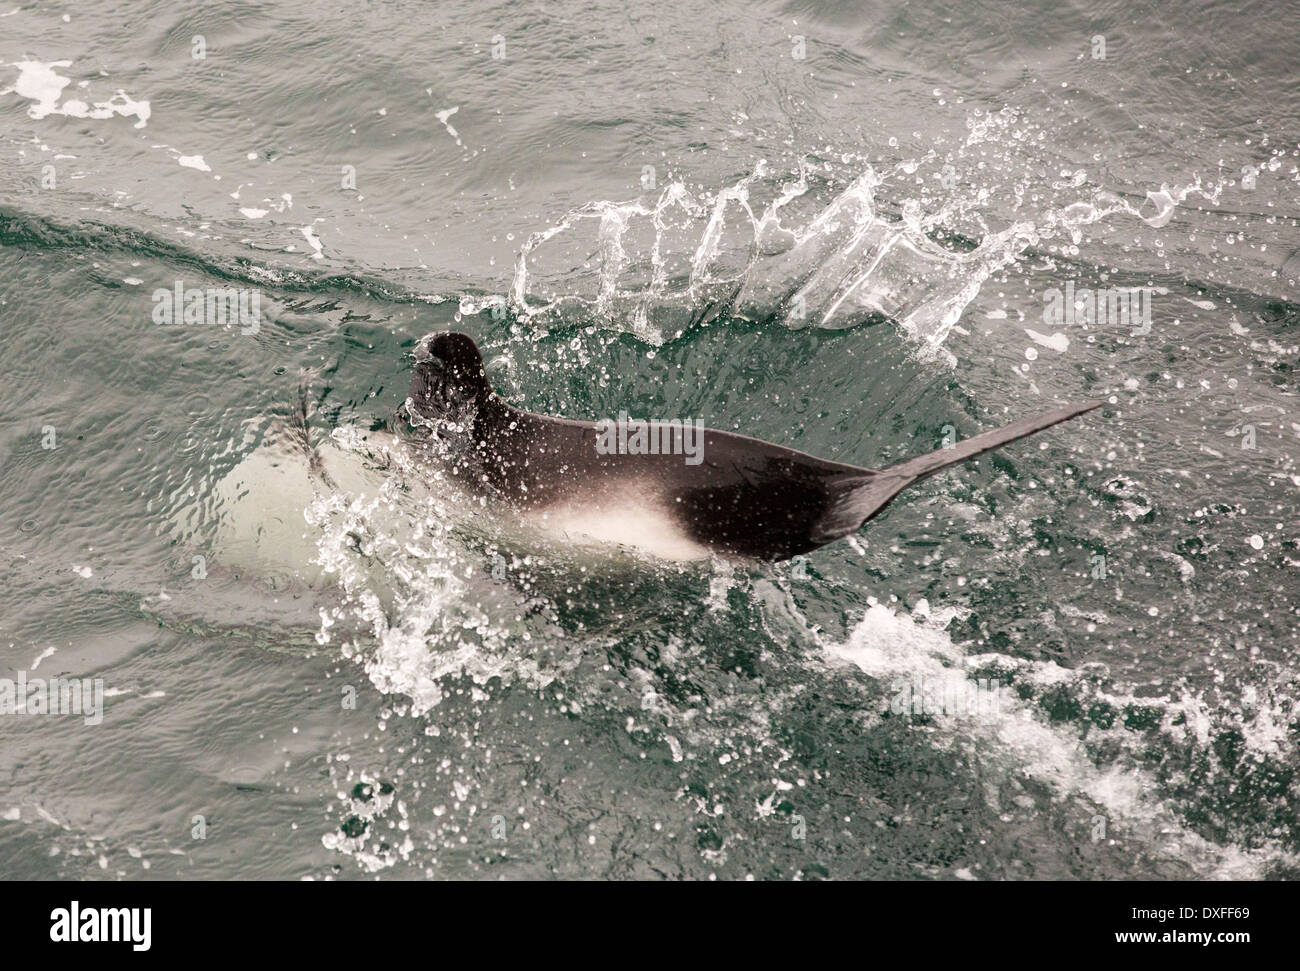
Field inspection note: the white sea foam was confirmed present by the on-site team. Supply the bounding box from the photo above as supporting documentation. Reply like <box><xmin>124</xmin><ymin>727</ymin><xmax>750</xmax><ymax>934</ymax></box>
<box><xmin>10</xmin><ymin>60</ymin><xmax>150</xmax><ymax>128</ymax></box>
<box><xmin>435</xmin><ymin>106</ymin><xmax>462</xmax><ymax>147</ymax></box>
<box><xmin>823</xmin><ymin>598</ymin><xmax>1289</xmax><ymax>878</ymax></box>
<box><xmin>301</xmin><ymin>223</ymin><xmax>324</xmax><ymax>259</ymax></box>
<box><xmin>826</xmin><ymin>600</ymin><xmax>1294</xmax><ymax>878</ymax></box>
<box><xmin>507</xmin><ymin>161</ymin><xmax>1030</xmax><ymax>349</ymax></box>
<box><xmin>1025</xmin><ymin>327</ymin><xmax>1070</xmax><ymax>352</ymax></box>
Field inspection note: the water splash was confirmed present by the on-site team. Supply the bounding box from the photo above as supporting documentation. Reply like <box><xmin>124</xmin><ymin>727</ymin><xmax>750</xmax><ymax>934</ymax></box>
<box><xmin>306</xmin><ymin>427</ymin><xmax>561</xmax><ymax>716</ymax></box>
<box><xmin>508</xmin><ymin>160</ymin><xmax>1032</xmax><ymax>348</ymax></box>
<box><xmin>503</xmin><ymin>107</ymin><xmax>1231</xmax><ymax>352</ymax></box>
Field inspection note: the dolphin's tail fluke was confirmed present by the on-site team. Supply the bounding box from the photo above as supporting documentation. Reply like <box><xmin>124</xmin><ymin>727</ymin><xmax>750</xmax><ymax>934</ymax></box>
<box><xmin>810</xmin><ymin>401</ymin><xmax>1102</xmax><ymax>545</ymax></box>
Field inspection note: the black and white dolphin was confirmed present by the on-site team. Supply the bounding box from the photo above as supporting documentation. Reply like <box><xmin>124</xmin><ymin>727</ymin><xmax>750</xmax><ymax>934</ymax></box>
<box><xmin>403</xmin><ymin>332</ymin><xmax>1100</xmax><ymax>562</ymax></box>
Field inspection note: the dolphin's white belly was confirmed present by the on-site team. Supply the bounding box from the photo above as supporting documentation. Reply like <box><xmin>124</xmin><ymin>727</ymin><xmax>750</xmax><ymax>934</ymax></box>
<box><xmin>525</xmin><ymin>495</ymin><xmax>711</xmax><ymax>562</ymax></box>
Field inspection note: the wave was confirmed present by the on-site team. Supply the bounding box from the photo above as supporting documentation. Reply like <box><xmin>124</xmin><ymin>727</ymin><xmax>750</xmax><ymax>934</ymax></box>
<box><xmin>0</xmin><ymin>204</ymin><xmax>464</xmax><ymax>304</ymax></box>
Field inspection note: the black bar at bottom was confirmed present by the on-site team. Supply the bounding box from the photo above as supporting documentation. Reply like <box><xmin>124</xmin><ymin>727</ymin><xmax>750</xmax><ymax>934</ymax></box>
<box><xmin>0</xmin><ymin>879</ymin><xmax>1281</xmax><ymax>957</ymax></box>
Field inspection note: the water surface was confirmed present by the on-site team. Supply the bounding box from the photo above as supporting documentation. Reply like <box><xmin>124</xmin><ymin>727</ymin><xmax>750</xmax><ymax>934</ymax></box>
<box><xmin>1</xmin><ymin>0</ymin><xmax>1297</xmax><ymax>879</ymax></box>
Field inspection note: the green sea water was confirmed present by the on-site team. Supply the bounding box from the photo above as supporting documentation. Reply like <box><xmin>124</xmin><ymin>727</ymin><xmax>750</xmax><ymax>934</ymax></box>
<box><xmin>0</xmin><ymin>0</ymin><xmax>1298</xmax><ymax>879</ymax></box>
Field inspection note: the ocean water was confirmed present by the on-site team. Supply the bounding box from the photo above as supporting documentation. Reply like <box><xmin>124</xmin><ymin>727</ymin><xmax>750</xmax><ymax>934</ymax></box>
<box><xmin>0</xmin><ymin>0</ymin><xmax>1297</xmax><ymax>879</ymax></box>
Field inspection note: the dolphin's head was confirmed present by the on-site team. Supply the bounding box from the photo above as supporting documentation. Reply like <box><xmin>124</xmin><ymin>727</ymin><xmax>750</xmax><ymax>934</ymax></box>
<box><xmin>406</xmin><ymin>332</ymin><xmax>492</xmax><ymax>425</ymax></box>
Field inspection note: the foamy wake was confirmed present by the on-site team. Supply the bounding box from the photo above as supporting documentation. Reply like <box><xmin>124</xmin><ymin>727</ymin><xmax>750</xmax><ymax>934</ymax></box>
<box><xmin>819</xmin><ymin>596</ymin><xmax>1295</xmax><ymax>879</ymax></box>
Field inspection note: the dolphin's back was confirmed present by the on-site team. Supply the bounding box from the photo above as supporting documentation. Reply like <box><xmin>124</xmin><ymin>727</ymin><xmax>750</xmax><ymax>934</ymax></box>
<box><xmin>469</xmin><ymin>401</ymin><xmax>871</xmax><ymax>559</ymax></box>
<box><xmin>456</xmin><ymin>396</ymin><xmax>1099</xmax><ymax>561</ymax></box>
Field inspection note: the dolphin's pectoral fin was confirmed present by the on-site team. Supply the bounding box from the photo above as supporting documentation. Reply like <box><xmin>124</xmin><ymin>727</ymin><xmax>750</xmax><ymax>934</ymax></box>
<box><xmin>290</xmin><ymin>369</ymin><xmax>341</xmax><ymax>492</ymax></box>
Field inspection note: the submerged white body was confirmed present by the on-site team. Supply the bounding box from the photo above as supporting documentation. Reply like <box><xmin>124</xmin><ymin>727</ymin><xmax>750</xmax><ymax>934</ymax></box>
<box><xmin>207</xmin><ymin>428</ymin><xmax>709</xmax><ymax>588</ymax></box>
<box><xmin>209</xmin><ymin>429</ymin><xmax>398</xmax><ymax>584</ymax></box>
